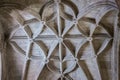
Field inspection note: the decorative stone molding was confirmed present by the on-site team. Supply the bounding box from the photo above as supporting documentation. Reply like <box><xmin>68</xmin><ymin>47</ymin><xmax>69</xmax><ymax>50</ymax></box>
<box><xmin>0</xmin><ymin>21</ymin><xmax>6</xmax><ymax>80</ymax></box>
<box><xmin>117</xmin><ymin>13</ymin><xmax>120</xmax><ymax>29</ymax></box>
<box><xmin>0</xmin><ymin>22</ymin><xmax>2</xmax><ymax>80</ymax></box>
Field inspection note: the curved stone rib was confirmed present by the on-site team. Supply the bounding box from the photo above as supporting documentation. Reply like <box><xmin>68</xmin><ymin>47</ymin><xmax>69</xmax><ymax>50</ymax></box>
<box><xmin>30</xmin><ymin>56</ymin><xmax>44</xmax><ymax>60</ymax></box>
<box><xmin>24</xmin><ymin>25</ymin><xmax>33</xmax><ymax>38</ymax></box>
<box><xmin>62</xmin><ymin>24</ymin><xmax>74</xmax><ymax>37</ymax></box>
<box><xmin>23</xmin><ymin>18</ymin><xmax>39</xmax><ymax>26</ymax></box>
<box><xmin>77</xmin><ymin>1</ymin><xmax>118</xmax><ymax>20</ymax></box>
<box><xmin>80</xmin><ymin>17</ymin><xmax>96</xmax><ymax>24</ymax></box>
<box><xmin>60</xmin><ymin>11</ymin><xmax>74</xmax><ymax>21</ymax></box>
<box><xmin>40</xmin><ymin>0</ymin><xmax>78</xmax><ymax>37</ymax></box>
<box><xmin>86</xmin><ymin>58</ymin><xmax>102</xmax><ymax>80</ymax></box>
<box><xmin>36</xmin><ymin>62</ymin><xmax>46</xmax><ymax>80</ymax></box>
<box><xmin>24</xmin><ymin>8</ymin><xmax>41</xmax><ymax>21</ymax></box>
<box><xmin>89</xmin><ymin>41</ymin><xmax>96</xmax><ymax>56</ymax></box>
<box><xmin>0</xmin><ymin>2</ymin><xmax>25</xmax><ymax>9</ymax></box>
<box><xmin>80</xmin><ymin>17</ymin><xmax>115</xmax><ymax>37</ymax></box>
<box><xmin>34</xmin><ymin>41</ymin><xmax>48</xmax><ymax>57</ymax></box>
<box><xmin>99</xmin><ymin>23</ymin><xmax>112</xmax><ymax>37</ymax></box>
<box><xmin>22</xmin><ymin>42</ymin><xmax>33</xmax><ymax>80</ymax></box>
<box><xmin>76</xmin><ymin>61</ymin><xmax>89</xmax><ymax>80</ymax></box>
<box><xmin>9</xmin><ymin>10</ymin><xmax>41</xmax><ymax>39</ymax></box>
<box><xmin>77</xmin><ymin>23</ymin><xmax>88</xmax><ymax>36</ymax></box>
<box><xmin>9</xmin><ymin>25</ymin><xmax>20</xmax><ymax>39</ymax></box>
<box><xmin>47</xmin><ymin>59</ymin><xmax>60</xmax><ymax>74</ymax></box>
<box><xmin>89</xmin><ymin>41</ymin><xmax>102</xmax><ymax>80</ymax></box>
<box><xmin>32</xmin><ymin>23</ymin><xmax>44</xmax><ymax>39</ymax></box>
<box><xmin>95</xmin><ymin>6</ymin><xmax>117</xmax><ymax>25</ymax></box>
<box><xmin>56</xmin><ymin>1</ymin><xmax>62</xmax><ymax>36</ymax></box>
<box><xmin>75</xmin><ymin>39</ymin><xmax>87</xmax><ymax>58</ymax></box>
<box><xmin>77</xmin><ymin>17</ymin><xmax>97</xmax><ymax>37</ymax></box>
<box><xmin>59</xmin><ymin>42</ymin><xmax>63</xmax><ymax>76</ymax></box>
<box><xmin>46</xmin><ymin>13</ymin><xmax>57</xmax><ymax>22</ymax></box>
<box><xmin>62</xmin><ymin>40</ymin><xmax>75</xmax><ymax>57</ymax></box>
<box><xmin>89</xmin><ymin>24</ymin><xmax>97</xmax><ymax>37</ymax></box>
<box><xmin>45</xmin><ymin>24</ymin><xmax>58</xmax><ymax>37</ymax></box>
<box><xmin>22</xmin><ymin>59</ymin><xmax>30</xmax><ymax>80</ymax></box>
<box><xmin>64</xmin><ymin>74</ymin><xmax>73</xmax><ymax>80</ymax></box>
<box><xmin>64</xmin><ymin>35</ymin><xmax>85</xmax><ymax>40</ymax></box>
<box><xmin>97</xmin><ymin>38</ymin><xmax>111</xmax><ymax>55</ymax></box>
<box><xmin>77</xmin><ymin>60</ymin><xmax>94</xmax><ymax>80</ymax></box>
<box><xmin>111</xmin><ymin>13</ymin><xmax>119</xmax><ymax>80</ymax></box>
<box><xmin>39</xmin><ymin>0</ymin><xmax>54</xmax><ymax>20</ymax></box>
<box><xmin>58</xmin><ymin>74</ymin><xmax>73</xmax><ymax>80</ymax></box>
<box><xmin>93</xmin><ymin>34</ymin><xmax>112</xmax><ymax>39</ymax></box>
<box><xmin>63</xmin><ymin>61</ymin><xmax>76</xmax><ymax>74</ymax></box>
<box><xmin>10</xmin><ymin>10</ymin><xmax>25</xmax><ymax>25</ymax></box>
<box><xmin>10</xmin><ymin>41</ymin><xmax>26</xmax><ymax>56</ymax></box>
<box><xmin>61</xmin><ymin>0</ymin><xmax>79</xmax><ymax>17</ymax></box>
<box><xmin>47</xmin><ymin>41</ymin><xmax>58</xmax><ymax>59</ymax></box>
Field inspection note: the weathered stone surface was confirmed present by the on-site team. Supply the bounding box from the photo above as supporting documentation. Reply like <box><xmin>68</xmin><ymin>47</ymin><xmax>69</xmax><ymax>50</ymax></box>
<box><xmin>0</xmin><ymin>0</ymin><xmax>119</xmax><ymax>80</ymax></box>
